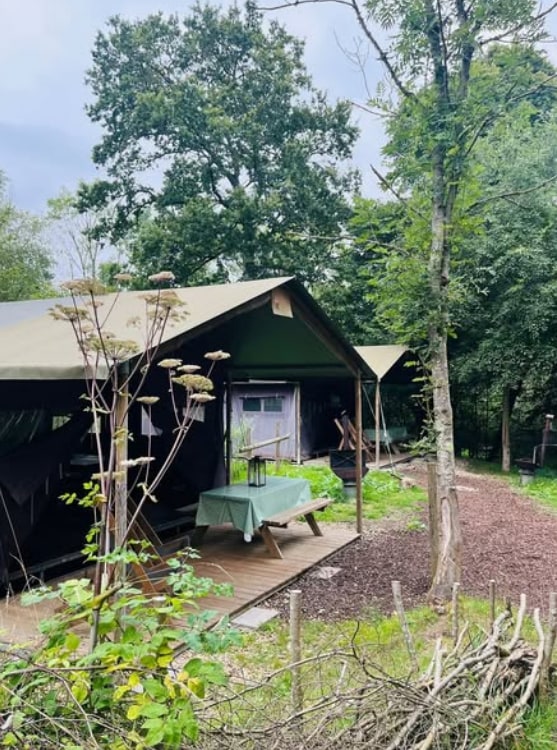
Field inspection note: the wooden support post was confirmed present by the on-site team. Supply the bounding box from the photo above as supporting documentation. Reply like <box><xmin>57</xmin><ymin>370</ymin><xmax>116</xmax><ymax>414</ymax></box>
<box><xmin>355</xmin><ymin>374</ymin><xmax>363</xmax><ymax>535</ymax></box>
<box><xmin>295</xmin><ymin>382</ymin><xmax>302</xmax><ymax>465</ymax></box>
<box><xmin>375</xmin><ymin>378</ymin><xmax>381</xmax><ymax>468</ymax></box>
<box><xmin>225</xmin><ymin>378</ymin><xmax>232</xmax><ymax>485</ymax></box>
<box><xmin>114</xmin><ymin>362</ymin><xmax>129</xmax><ymax>586</ymax></box>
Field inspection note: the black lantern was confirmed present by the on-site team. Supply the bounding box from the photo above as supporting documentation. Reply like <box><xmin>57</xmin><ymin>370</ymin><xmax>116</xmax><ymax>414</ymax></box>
<box><xmin>248</xmin><ymin>456</ymin><xmax>266</xmax><ymax>487</ymax></box>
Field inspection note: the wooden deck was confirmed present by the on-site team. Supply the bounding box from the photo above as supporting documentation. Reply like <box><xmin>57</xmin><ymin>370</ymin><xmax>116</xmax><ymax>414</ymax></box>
<box><xmin>188</xmin><ymin>522</ymin><xmax>359</xmax><ymax>620</ymax></box>
<box><xmin>0</xmin><ymin>523</ymin><xmax>359</xmax><ymax>644</ymax></box>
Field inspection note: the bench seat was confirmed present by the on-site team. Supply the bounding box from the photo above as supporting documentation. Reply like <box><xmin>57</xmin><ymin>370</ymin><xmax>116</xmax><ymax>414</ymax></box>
<box><xmin>260</xmin><ymin>498</ymin><xmax>332</xmax><ymax>558</ymax></box>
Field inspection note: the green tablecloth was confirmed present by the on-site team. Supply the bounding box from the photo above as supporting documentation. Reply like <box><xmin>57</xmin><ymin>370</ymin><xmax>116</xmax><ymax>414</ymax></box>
<box><xmin>196</xmin><ymin>476</ymin><xmax>312</xmax><ymax>536</ymax></box>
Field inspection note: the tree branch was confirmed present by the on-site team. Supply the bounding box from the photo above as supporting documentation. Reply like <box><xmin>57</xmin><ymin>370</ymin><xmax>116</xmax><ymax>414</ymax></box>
<box><xmin>370</xmin><ymin>164</ymin><xmax>428</xmax><ymax>220</ymax></box>
<box><xmin>258</xmin><ymin>0</ymin><xmax>415</xmax><ymax>99</ymax></box>
<box><xmin>348</xmin><ymin>0</ymin><xmax>415</xmax><ymax>100</ymax></box>
<box><xmin>479</xmin><ymin>2</ymin><xmax>557</xmax><ymax>46</ymax></box>
<box><xmin>470</xmin><ymin>173</ymin><xmax>557</xmax><ymax>211</ymax></box>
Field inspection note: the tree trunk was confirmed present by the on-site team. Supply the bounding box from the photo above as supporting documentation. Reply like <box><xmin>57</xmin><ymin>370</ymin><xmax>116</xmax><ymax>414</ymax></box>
<box><xmin>427</xmin><ymin>169</ymin><xmax>462</xmax><ymax>604</ymax></box>
<box><xmin>501</xmin><ymin>385</ymin><xmax>511</xmax><ymax>472</ymax></box>
<box><xmin>428</xmin><ymin>327</ymin><xmax>462</xmax><ymax>602</ymax></box>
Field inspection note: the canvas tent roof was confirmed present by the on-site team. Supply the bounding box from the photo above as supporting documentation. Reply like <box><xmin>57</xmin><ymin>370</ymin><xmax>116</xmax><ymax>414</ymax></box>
<box><xmin>355</xmin><ymin>345</ymin><xmax>410</xmax><ymax>381</ymax></box>
<box><xmin>0</xmin><ymin>278</ymin><xmax>372</xmax><ymax>382</ymax></box>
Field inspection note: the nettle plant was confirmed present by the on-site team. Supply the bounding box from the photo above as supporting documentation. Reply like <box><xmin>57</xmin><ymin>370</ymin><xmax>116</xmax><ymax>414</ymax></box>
<box><xmin>0</xmin><ymin>273</ymin><xmax>238</xmax><ymax>749</ymax></box>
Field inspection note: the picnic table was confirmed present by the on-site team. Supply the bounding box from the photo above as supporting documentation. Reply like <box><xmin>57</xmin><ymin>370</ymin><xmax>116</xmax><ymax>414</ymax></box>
<box><xmin>194</xmin><ymin>476</ymin><xmax>330</xmax><ymax>558</ymax></box>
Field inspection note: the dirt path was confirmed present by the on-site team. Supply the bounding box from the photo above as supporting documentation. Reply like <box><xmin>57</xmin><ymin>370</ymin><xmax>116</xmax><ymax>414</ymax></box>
<box><xmin>266</xmin><ymin>462</ymin><xmax>557</xmax><ymax>620</ymax></box>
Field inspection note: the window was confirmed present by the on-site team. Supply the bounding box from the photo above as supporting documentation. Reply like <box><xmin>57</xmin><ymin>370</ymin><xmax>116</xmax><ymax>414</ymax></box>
<box><xmin>242</xmin><ymin>397</ymin><xmax>261</xmax><ymax>412</ymax></box>
<box><xmin>263</xmin><ymin>397</ymin><xmax>283</xmax><ymax>413</ymax></box>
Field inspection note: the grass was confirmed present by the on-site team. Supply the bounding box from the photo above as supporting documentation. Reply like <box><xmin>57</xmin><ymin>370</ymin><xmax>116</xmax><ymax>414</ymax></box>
<box><xmin>231</xmin><ymin>458</ymin><xmax>427</xmax><ymax>526</ymax></box>
<box><xmin>517</xmin><ymin>469</ymin><xmax>557</xmax><ymax>513</ymax></box>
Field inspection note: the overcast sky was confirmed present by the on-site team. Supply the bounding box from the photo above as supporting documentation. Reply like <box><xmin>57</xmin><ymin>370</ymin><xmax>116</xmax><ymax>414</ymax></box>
<box><xmin>2</xmin><ymin>2</ymin><xmax>557</xmax><ymax>214</ymax></box>
<box><xmin>0</xmin><ymin>0</ymin><xmax>387</xmax><ymax>213</ymax></box>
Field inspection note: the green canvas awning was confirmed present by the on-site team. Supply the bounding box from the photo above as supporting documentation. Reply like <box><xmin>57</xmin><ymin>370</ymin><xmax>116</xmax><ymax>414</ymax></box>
<box><xmin>0</xmin><ymin>278</ymin><xmax>372</xmax><ymax>382</ymax></box>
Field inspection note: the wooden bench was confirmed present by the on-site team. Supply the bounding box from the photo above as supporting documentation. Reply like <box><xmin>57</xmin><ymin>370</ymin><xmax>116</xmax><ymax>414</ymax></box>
<box><xmin>260</xmin><ymin>498</ymin><xmax>332</xmax><ymax>559</ymax></box>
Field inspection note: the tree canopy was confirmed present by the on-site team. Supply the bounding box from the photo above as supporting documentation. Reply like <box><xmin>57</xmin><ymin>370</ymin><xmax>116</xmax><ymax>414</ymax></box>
<box><xmin>0</xmin><ymin>174</ymin><xmax>53</xmax><ymax>301</ymax></box>
<box><xmin>80</xmin><ymin>1</ymin><xmax>359</xmax><ymax>285</ymax></box>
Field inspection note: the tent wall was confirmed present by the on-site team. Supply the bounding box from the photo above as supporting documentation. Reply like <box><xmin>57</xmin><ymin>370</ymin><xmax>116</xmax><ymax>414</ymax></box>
<box><xmin>231</xmin><ymin>378</ymin><xmax>356</xmax><ymax>462</ymax></box>
<box><xmin>231</xmin><ymin>383</ymin><xmax>299</xmax><ymax>460</ymax></box>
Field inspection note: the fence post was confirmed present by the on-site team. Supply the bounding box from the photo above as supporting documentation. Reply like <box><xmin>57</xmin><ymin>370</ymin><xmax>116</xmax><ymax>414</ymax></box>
<box><xmin>290</xmin><ymin>589</ymin><xmax>303</xmax><ymax>716</ymax></box>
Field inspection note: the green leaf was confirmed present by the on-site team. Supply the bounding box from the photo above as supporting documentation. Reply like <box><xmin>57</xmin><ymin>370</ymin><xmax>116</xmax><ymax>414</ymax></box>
<box><xmin>126</xmin><ymin>703</ymin><xmax>142</xmax><ymax>721</ymax></box>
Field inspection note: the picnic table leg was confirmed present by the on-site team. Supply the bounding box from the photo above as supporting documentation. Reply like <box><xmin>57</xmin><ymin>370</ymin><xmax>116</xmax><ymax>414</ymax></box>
<box><xmin>259</xmin><ymin>525</ymin><xmax>284</xmax><ymax>559</ymax></box>
<box><xmin>304</xmin><ymin>512</ymin><xmax>323</xmax><ymax>537</ymax></box>
<box><xmin>190</xmin><ymin>525</ymin><xmax>209</xmax><ymax>548</ymax></box>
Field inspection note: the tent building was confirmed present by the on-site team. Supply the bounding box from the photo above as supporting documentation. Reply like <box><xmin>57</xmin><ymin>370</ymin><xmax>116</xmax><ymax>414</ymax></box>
<box><xmin>0</xmin><ymin>278</ymin><xmax>372</xmax><ymax>588</ymax></box>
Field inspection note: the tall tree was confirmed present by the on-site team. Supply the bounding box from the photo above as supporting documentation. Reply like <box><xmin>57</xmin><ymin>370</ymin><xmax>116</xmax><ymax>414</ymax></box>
<box><xmin>288</xmin><ymin>0</ymin><xmax>557</xmax><ymax>601</ymax></box>
<box><xmin>80</xmin><ymin>1</ymin><xmax>359</xmax><ymax>285</ymax></box>
<box><xmin>452</xmin><ymin>105</ymin><xmax>557</xmax><ymax>470</ymax></box>
<box><xmin>0</xmin><ymin>174</ymin><xmax>53</xmax><ymax>301</ymax></box>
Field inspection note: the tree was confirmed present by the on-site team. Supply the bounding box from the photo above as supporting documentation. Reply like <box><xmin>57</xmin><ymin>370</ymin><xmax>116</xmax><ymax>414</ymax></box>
<box><xmin>282</xmin><ymin>0</ymin><xmax>557</xmax><ymax>601</ymax></box>
<box><xmin>0</xmin><ymin>174</ymin><xmax>53</xmax><ymax>301</ymax></box>
<box><xmin>315</xmin><ymin>198</ymin><xmax>406</xmax><ymax>344</ymax></box>
<box><xmin>47</xmin><ymin>189</ymin><xmax>122</xmax><ymax>281</ymax></box>
<box><xmin>451</xmin><ymin>105</ymin><xmax>557</xmax><ymax>471</ymax></box>
<box><xmin>80</xmin><ymin>1</ymin><xmax>359</xmax><ymax>285</ymax></box>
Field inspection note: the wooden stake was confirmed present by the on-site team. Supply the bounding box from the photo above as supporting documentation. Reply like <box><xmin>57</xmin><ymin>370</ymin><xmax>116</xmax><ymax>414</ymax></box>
<box><xmin>392</xmin><ymin>580</ymin><xmax>418</xmax><ymax>672</ymax></box>
<box><xmin>541</xmin><ymin>591</ymin><xmax>557</xmax><ymax>698</ymax></box>
<box><xmin>451</xmin><ymin>582</ymin><xmax>460</xmax><ymax>644</ymax></box>
<box><xmin>489</xmin><ymin>579</ymin><xmax>496</xmax><ymax>629</ymax></box>
<box><xmin>289</xmin><ymin>589</ymin><xmax>303</xmax><ymax>715</ymax></box>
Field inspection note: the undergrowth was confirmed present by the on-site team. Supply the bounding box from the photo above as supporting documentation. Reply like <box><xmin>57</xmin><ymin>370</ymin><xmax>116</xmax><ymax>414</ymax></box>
<box><xmin>231</xmin><ymin>459</ymin><xmax>427</xmax><ymax>525</ymax></box>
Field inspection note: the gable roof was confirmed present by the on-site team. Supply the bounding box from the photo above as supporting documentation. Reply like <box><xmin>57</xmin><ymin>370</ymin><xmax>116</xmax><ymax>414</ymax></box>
<box><xmin>0</xmin><ymin>278</ymin><xmax>371</xmax><ymax>381</ymax></box>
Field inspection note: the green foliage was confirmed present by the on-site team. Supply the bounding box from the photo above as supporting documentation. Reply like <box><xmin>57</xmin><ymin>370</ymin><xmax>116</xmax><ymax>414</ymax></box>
<box><xmin>315</xmin><ymin>198</ymin><xmax>406</xmax><ymax>344</ymax></box>
<box><xmin>516</xmin><ymin>469</ymin><xmax>557</xmax><ymax>512</ymax></box>
<box><xmin>0</xmin><ymin>172</ymin><xmax>53</xmax><ymax>301</ymax></box>
<box><xmin>81</xmin><ymin>1</ymin><xmax>358</xmax><ymax>285</ymax></box>
<box><xmin>255</xmin><ymin>462</ymin><xmax>427</xmax><ymax>523</ymax></box>
<box><xmin>1</xmin><ymin>553</ymin><xmax>238</xmax><ymax>749</ymax></box>
<box><xmin>449</xmin><ymin>102</ymin><xmax>557</xmax><ymax>455</ymax></box>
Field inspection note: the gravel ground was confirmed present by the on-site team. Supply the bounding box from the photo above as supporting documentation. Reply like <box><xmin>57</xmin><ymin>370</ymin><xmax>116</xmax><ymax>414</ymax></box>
<box><xmin>266</xmin><ymin>462</ymin><xmax>557</xmax><ymax>621</ymax></box>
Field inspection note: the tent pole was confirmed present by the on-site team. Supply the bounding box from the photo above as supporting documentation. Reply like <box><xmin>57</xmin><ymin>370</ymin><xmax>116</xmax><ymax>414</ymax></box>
<box><xmin>355</xmin><ymin>374</ymin><xmax>363</xmax><ymax>535</ymax></box>
<box><xmin>295</xmin><ymin>383</ymin><xmax>302</xmax><ymax>465</ymax></box>
<box><xmin>114</xmin><ymin>362</ymin><xmax>129</xmax><ymax>585</ymax></box>
<box><xmin>225</xmin><ymin>377</ymin><xmax>232</xmax><ymax>485</ymax></box>
<box><xmin>375</xmin><ymin>378</ymin><xmax>381</xmax><ymax>469</ymax></box>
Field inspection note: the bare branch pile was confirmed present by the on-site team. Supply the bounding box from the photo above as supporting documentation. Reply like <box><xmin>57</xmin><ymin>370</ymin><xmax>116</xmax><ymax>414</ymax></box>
<box><xmin>198</xmin><ymin>599</ymin><xmax>549</xmax><ymax>749</ymax></box>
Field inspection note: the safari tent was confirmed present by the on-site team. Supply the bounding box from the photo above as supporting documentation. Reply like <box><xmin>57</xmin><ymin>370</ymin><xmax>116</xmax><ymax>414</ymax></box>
<box><xmin>0</xmin><ymin>277</ymin><xmax>371</xmax><ymax>587</ymax></box>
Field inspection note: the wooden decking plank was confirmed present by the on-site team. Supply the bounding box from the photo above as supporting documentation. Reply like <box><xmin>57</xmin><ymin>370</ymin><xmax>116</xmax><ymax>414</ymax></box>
<box><xmin>0</xmin><ymin>525</ymin><xmax>359</xmax><ymax>644</ymax></box>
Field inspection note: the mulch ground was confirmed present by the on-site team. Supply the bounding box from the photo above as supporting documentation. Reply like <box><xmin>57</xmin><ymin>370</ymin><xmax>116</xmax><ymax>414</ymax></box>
<box><xmin>266</xmin><ymin>461</ymin><xmax>557</xmax><ymax>621</ymax></box>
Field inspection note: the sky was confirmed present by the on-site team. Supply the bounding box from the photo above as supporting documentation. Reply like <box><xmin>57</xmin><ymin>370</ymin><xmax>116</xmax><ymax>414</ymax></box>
<box><xmin>0</xmin><ymin>0</ymin><xmax>386</xmax><ymax>214</ymax></box>
<box><xmin>2</xmin><ymin>2</ymin><xmax>557</xmax><ymax>216</ymax></box>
